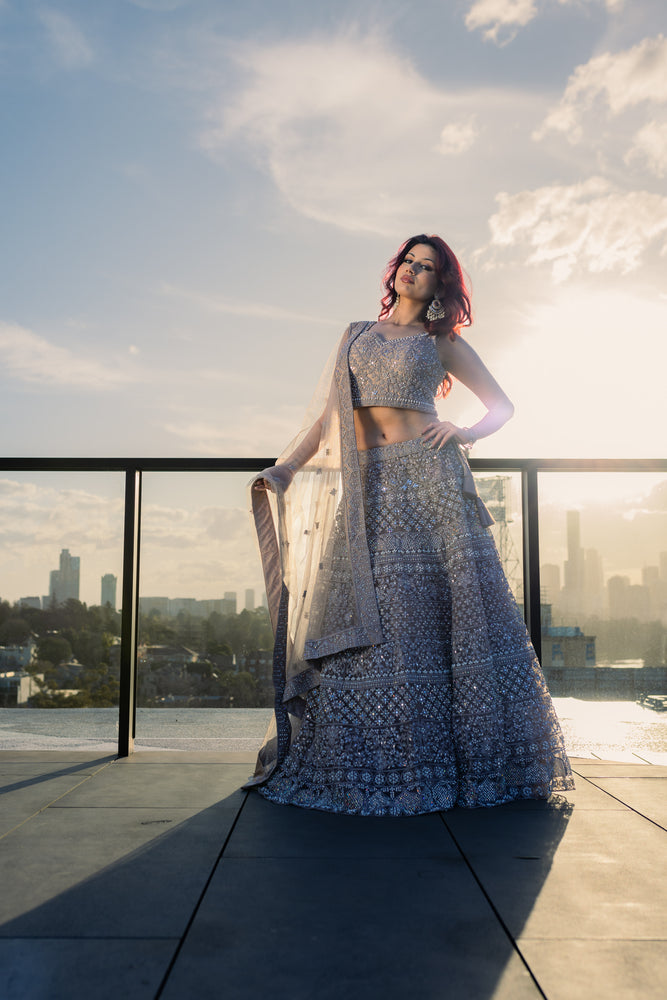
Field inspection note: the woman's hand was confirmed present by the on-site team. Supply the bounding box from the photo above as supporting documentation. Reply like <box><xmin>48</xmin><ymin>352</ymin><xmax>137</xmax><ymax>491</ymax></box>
<box><xmin>421</xmin><ymin>420</ymin><xmax>474</xmax><ymax>450</ymax></box>
<box><xmin>252</xmin><ymin>464</ymin><xmax>295</xmax><ymax>493</ymax></box>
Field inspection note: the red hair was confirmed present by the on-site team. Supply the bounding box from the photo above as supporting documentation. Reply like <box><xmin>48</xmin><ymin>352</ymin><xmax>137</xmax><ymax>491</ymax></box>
<box><xmin>379</xmin><ymin>234</ymin><xmax>472</xmax><ymax>398</ymax></box>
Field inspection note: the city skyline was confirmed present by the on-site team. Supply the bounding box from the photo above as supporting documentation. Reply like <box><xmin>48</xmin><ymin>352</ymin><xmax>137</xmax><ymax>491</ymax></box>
<box><xmin>1</xmin><ymin>469</ymin><xmax>664</xmax><ymax>612</ymax></box>
<box><xmin>541</xmin><ymin>509</ymin><xmax>667</xmax><ymax>624</ymax></box>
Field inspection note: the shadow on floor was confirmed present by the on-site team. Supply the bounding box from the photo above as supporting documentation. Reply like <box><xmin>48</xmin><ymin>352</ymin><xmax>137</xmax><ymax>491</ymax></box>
<box><xmin>0</xmin><ymin>776</ymin><xmax>575</xmax><ymax>1000</ymax></box>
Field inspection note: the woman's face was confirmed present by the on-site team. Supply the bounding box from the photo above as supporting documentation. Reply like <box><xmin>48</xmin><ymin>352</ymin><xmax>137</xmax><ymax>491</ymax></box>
<box><xmin>394</xmin><ymin>243</ymin><xmax>439</xmax><ymax>304</ymax></box>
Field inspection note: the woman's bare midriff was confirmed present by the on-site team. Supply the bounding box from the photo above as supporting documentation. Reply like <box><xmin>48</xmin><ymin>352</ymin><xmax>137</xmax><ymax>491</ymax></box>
<box><xmin>354</xmin><ymin>406</ymin><xmax>433</xmax><ymax>451</ymax></box>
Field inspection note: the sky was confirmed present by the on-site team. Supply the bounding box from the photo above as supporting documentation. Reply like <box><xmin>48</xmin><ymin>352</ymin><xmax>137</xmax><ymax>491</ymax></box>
<box><xmin>1</xmin><ymin>0</ymin><xmax>666</xmax><ymax>604</ymax></box>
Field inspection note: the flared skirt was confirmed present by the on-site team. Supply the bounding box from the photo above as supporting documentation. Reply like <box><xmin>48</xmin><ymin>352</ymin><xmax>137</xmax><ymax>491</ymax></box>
<box><xmin>259</xmin><ymin>438</ymin><xmax>574</xmax><ymax>816</ymax></box>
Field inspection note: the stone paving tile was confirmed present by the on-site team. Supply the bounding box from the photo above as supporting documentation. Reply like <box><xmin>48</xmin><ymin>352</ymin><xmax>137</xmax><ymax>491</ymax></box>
<box><xmin>226</xmin><ymin>791</ymin><xmax>458</xmax><ymax>858</ymax></box>
<box><xmin>572</xmin><ymin>762</ymin><xmax>667</xmax><ymax>778</ymax></box>
<box><xmin>0</xmin><ymin>752</ymin><xmax>117</xmax><ymax>763</ymax></box>
<box><xmin>445</xmin><ymin>806</ymin><xmax>667</xmax><ymax>941</ymax></box>
<box><xmin>0</xmin><ymin>800</ymin><xmax>239</xmax><ymax>938</ymax></box>
<box><xmin>0</xmin><ymin>760</ymin><xmax>116</xmax><ymax>837</ymax></box>
<box><xmin>491</xmin><ymin>784</ymin><xmax>623</xmax><ymax>812</ymax></box>
<box><xmin>128</xmin><ymin>751</ymin><xmax>257</xmax><ymax>764</ymax></box>
<box><xmin>581</xmin><ymin>776</ymin><xmax>667</xmax><ymax>829</ymax></box>
<box><xmin>0</xmin><ymin>755</ymin><xmax>663</xmax><ymax>1000</ymax></box>
<box><xmin>162</xmin><ymin>857</ymin><xmax>542</xmax><ymax>1000</ymax></box>
<box><xmin>0</xmin><ymin>758</ymin><xmax>113</xmax><ymax>778</ymax></box>
<box><xmin>51</xmin><ymin>760</ymin><xmax>249</xmax><ymax>809</ymax></box>
<box><xmin>519</xmin><ymin>939</ymin><xmax>667</xmax><ymax>1000</ymax></box>
<box><xmin>0</xmin><ymin>938</ymin><xmax>177</xmax><ymax>1000</ymax></box>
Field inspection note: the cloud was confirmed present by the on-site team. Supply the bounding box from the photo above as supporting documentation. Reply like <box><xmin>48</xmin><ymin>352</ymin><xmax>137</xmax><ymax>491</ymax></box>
<box><xmin>464</xmin><ymin>0</ymin><xmax>623</xmax><ymax>45</ymax></box>
<box><xmin>0</xmin><ymin>479</ymin><xmax>124</xmax><ymax>551</ymax></box>
<box><xmin>465</xmin><ymin>0</ymin><xmax>538</xmax><ymax>44</ymax></box>
<box><xmin>483</xmin><ymin>177</ymin><xmax>667</xmax><ymax>280</ymax></box>
<box><xmin>160</xmin><ymin>283</ymin><xmax>340</xmax><ymax>327</ymax></box>
<box><xmin>625</xmin><ymin>120</ymin><xmax>667</xmax><ymax>177</ymax></box>
<box><xmin>0</xmin><ymin>322</ymin><xmax>140</xmax><ymax>390</ymax></box>
<box><xmin>38</xmin><ymin>8</ymin><xmax>94</xmax><ymax>69</ymax></box>
<box><xmin>0</xmin><ymin>475</ymin><xmax>264</xmax><ymax>604</ymax></box>
<box><xmin>437</xmin><ymin>119</ymin><xmax>479</xmax><ymax>155</ymax></box>
<box><xmin>138</xmin><ymin>499</ymin><xmax>263</xmax><ymax>598</ymax></box>
<box><xmin>535</xmin><ymin>35</ymin><xmax>667</xmax><ymax>142</ymax></box>
<box><xmin>200</xmin><ymin>35</ymin><xmax>493</xmax><ymax>235</ymax></box>
<box><xmin>162</xmin><ymin>406</ymin><xmax>302</xmax><ymax>457</ymax></box>
<box><xmin>125</xmin><ymin>0</ymin><xmax>190</xmax><ymax>9</ymax></box>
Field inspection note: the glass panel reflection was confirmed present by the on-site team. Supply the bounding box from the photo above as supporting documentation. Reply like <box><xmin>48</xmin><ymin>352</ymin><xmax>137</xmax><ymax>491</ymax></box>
<box><xmin>474</xmin><ymin>472</ymin><xmax>524</xmax><ymax>608</ymax></box>
<box><xmin>538</xmin><ymin>472</ymin><xmax>667</xmax><ymax>761</ymax></box>
<box><xmin>136</xmin><ymin>472</ymin><xmax>272</xmax><ymax>751</ymax></box>
<box><xmin>0</xmin><ymin>472</ymin><xmax>124</xmax><ymax>749</ymax></box>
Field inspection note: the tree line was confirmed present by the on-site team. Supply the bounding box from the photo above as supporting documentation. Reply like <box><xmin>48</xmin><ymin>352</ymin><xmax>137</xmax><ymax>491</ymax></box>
<box><xmin>0</xmin><ymin>598</ymin><xmax>274</xmax><ymax>708</ymax></box>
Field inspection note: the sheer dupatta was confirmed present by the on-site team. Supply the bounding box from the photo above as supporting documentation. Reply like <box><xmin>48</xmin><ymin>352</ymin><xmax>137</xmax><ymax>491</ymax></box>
<box><xmin>246</xmin><ymin>322</ymin><xmax>383</xmax><ymax>785</ymax></box>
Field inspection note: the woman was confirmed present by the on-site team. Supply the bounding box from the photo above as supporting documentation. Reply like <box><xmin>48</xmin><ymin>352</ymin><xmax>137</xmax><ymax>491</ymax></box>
<box><xmin>248</xmin><ymin>234</ymin><xmax>574</xmax><ymax>816</ymax></box>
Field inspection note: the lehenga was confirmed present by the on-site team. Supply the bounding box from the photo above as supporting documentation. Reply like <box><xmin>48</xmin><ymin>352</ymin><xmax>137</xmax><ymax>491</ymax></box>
<box><xmin>248</xmin><ymin>322</ymin><xmax>574</xmax><ymax>816</ymax></box>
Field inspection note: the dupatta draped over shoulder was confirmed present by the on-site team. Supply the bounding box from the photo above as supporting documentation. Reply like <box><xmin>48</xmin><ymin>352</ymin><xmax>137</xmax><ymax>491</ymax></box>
<box><xmin>246</xmin><ymin>321</ymin><xmax>492</xmax><ymax>785</ymax></box>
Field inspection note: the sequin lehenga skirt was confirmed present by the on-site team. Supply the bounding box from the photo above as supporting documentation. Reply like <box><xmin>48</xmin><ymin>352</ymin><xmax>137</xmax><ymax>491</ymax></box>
<box><xmin>259</xmin><ymin>438</ymin><xmax>575</xmax><ymax>816</ymax></box>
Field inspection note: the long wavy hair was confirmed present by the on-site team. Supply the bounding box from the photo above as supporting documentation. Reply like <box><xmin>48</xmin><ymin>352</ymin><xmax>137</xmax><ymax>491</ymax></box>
<box><xmin>379</xmin><ymin>234</ymin><xmax>472</xmax><ymax>398</ymax></box>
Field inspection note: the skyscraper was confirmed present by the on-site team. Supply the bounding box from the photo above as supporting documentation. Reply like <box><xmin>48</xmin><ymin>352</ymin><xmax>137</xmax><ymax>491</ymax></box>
<box><xmin>101</xmin><ymin>574</ymin><xmax>117</xmax><ymax>610</ymax></box>
<box><xmin>49</xmin><ymin>549</ymin><xmax>80</xmax><ymax>606</ymax></box>
<box><xmin>563</xmin><ymin>511</ymin><xmax>584</xmax><ymax>594</ymax></box>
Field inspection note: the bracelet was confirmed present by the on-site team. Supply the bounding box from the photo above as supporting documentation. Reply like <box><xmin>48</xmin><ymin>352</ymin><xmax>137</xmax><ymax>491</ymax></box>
<box><xmin>462</xmin><ymin>427</ymin><xmax>477</xmax><ymax>448</ymax></box>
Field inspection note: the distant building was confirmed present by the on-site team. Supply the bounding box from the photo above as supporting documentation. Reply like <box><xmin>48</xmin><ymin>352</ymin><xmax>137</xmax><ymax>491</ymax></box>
<box><xmin>608</xmin><ymin>575</ymin><xmax>630</xmax><ymax>619</ymax></box>
<box><xmin>608</xmin><ymin>575</ymin><xmax>652</xmax><ymax>622</ymax></box>
<box><xmin>659</xmin><ymin>551</ymin><xmax>667</xmax><ymax>582</ymax></box>
<box><xmin>169</xmin><ymin>598</ymin><xmax>198</xmax><ymax>617</ymax></box>
<box><xmin>540</xmin><ymin>564</ymin><xmax>561</xmax><ymax>604</ymax></box>
<box><xmin>0</xmin><ymin>671</ymin><xmax>42</xmax><ymax>706</ymax></box>
<box><xmin>559</xmin><ymin>512</ymin><xmax>604</xmax><ymax>618</ymax></box>
<box><xmin>19</xmin><ymin>596</ymin><xmax>42</xmax><ymax>610</ymax></box>
<box><xmin>642</xmin><ymin>565</ymin><xmax>667</xmax><ymax>623</ymax></box>
<box><xmin>222</xmin><ymin>592</ymin><xmax>237</xmax><ymax>616</ymax></box>
<box><xmin>584</xmin><ymin>548</ymin><xmax>604</xmax><ymax>615</ymax></box>
<box><xmin>245</xmin><ymin>588</ymin><xmax>255</xmax><ymax>611</ymax></box>
<box><xmin>139</xmin><ymin>645</ymin><xmax>199</xmax><ymax>668</ymax></box>
<box><xmin>541</xmin><ymin>602</ymin><xmax>596</xmax><ymax>669</ymax></box>
<box><xmin>139</xmin><ymin>597</ymin><xmax>170</xmax><ymax>616</ymax></box>
<box><xmin>261</xmin><ymin>591</ymin><xmax>268</xmax><ymax>610</ymax></box>
<box><xmin>542</xmin><ymin>628</ymin><xmax>597</xmax><ymax>668</ymax></box>
<box><xmin>101</xmin><ymin>574</ymin><xmax>117</xmax><ymax>610</ymax></box>
<box><xmin>563</xmin><ymin>511</ymin><xmax>584</xmax><ymax>593</ymax></box>
<box><xmin>0</xmin><ymin>641</ymin><xmax>37</xmax><ymax>671</ymax></box>
<box><xmin>49</xmin><ymin>549</ymin><xmax>80</xmax><ymax>606</ymax></box>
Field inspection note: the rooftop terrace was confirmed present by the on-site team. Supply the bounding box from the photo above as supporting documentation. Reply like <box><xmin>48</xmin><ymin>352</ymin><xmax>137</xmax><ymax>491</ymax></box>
<box><xmin>1</xmin><ymin>750</ymin><xmax>665</xmax><ymax>1000</ymax></box>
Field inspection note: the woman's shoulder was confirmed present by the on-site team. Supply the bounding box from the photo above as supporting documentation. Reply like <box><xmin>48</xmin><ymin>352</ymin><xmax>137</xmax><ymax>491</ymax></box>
<box><xmin>340</xmin><ymin>320</ymin><xmax>375</xmax><ymax>342</ymax></box>
<box><xmin>433</xmin><ymin>330</ymin><xmax>467</xmax><ymax>361</ymax></box>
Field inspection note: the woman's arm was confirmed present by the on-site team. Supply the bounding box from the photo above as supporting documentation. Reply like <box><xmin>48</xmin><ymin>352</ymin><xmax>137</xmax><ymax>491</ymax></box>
<box><xmin>253</xmin><ymin>414</ymin><xmax>325</xmax><ymax>492</ymax></box>
<box><xmin>254</xmin><ymin>326</ymin><xmax>349</xmax><ymax>492</ymax></box>
<box><xmin>422</xmin><ymin>333</ymin><xmax>514</xmax><ymax>449</ymax></box>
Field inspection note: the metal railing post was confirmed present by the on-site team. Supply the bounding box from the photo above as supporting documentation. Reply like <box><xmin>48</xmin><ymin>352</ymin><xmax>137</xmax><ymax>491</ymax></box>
<box><xmin>521</xmin><ymin>465</ymin><xmax>542</xmax><ymax>663</ymax></box>
<box><xmin>118</xmin><ymin>468</ymin><xmax>142</xmax><ymax>757</ymax></box>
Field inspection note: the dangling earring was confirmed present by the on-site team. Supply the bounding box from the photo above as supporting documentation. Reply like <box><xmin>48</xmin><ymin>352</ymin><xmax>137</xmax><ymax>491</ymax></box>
<box><xmin>426</xmin><ymin>297</ymin><xmax>446</xmax><ymax>322</ymax></box>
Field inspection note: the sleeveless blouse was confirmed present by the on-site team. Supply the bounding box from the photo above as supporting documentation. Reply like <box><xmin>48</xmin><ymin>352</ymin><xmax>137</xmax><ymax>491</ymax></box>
<box><xmin>349</xmin><ymin>326</ymin><xmax>445</xmax><ymax>415</ymax></box>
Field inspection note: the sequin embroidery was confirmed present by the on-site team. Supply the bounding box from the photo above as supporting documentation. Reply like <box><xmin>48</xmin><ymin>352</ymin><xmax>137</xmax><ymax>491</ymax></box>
<box><xmin>259</xmin><ymin>438</ymin><xmax>575</xmax><ymax>816</ymax></box>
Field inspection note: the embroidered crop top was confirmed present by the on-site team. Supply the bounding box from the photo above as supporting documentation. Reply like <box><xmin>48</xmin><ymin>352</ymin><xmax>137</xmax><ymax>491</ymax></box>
<box><xmin>349</xmin><ymin>325</ymin><xmax>446</xmax><ymax>415</ymax></box>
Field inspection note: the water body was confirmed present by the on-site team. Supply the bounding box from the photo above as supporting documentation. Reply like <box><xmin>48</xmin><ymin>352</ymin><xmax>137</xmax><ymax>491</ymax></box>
<box><xmin>1</xmin><ymin>701</ymin><xmax>666</xmax><ymax>762</ymax></box>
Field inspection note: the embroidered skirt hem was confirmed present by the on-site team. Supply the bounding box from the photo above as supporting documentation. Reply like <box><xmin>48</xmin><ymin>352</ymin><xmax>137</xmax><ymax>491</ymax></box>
<box><xmin>258</xmin><ymin>438</ymin><xmax>575</xmax><ymax>816</ymax></box>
